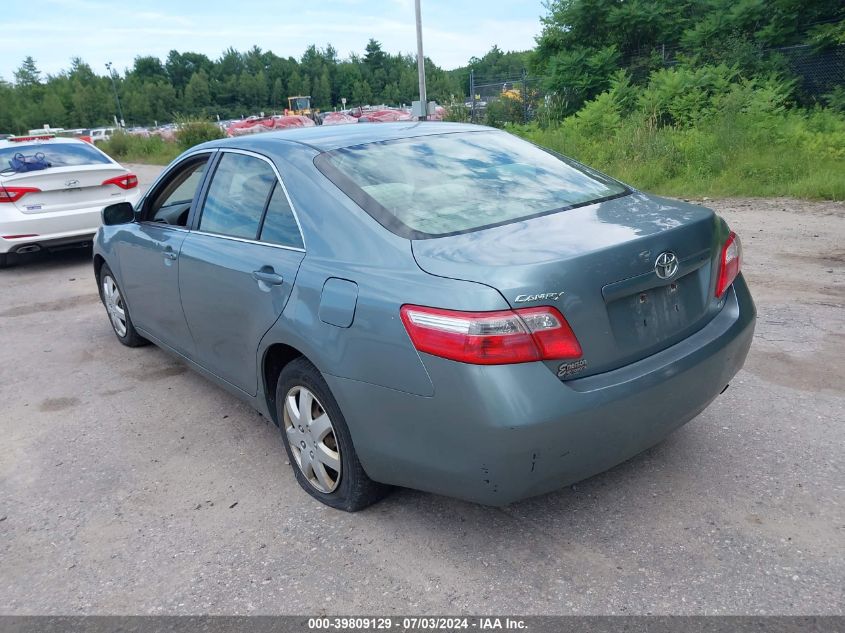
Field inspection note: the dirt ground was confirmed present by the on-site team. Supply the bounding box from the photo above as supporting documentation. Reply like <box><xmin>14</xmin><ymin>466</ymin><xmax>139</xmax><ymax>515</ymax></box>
<box><xmin>1</xmin><ymin>167</ymin><xmax>842</xmax><ymax>614</ymax></box>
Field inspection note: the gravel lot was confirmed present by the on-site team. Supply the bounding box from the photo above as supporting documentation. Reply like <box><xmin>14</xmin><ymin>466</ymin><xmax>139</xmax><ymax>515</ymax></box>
<box><xmin>1</xmin><ymin>164</ymin><xmax>843</xmax><ymax>615</ymax></box>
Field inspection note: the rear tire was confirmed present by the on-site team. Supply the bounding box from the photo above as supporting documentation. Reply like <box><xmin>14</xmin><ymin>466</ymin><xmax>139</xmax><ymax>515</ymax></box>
<box><xmin>0</xmin><ymin>253</ymin><xmax>9</xmax><ymax>268</ymax></box>
<box><xmin>99</xmin><ymin>264</ymin><xmax>147</xmax><ymax>347</ymax></box>
<box><xmin>276</xmin><ymin>357</ymin><xmax>390</xmax><ymax>511</ymax></box>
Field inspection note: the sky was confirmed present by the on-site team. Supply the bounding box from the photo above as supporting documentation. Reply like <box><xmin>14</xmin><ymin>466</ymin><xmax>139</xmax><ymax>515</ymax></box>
<box><xmin>1</xmin><ymin>0</ymin><xmax>546</xmax><ymax>81</ymax></box>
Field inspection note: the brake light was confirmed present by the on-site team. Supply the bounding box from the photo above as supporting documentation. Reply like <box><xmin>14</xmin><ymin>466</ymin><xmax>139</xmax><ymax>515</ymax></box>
<box><xmin>715</xmin><ymin>231</ymin><xmax>742</xmax><ymax>298</ymax></box>
<box><xmin>0</xmin><ymin>186</ymin><xmax>41</xmax><ymax>203</ymax></box>
<box><xmin>400</xmin><ymin>305</ymin><xmax>582</xmax><ymax>365</ymax></box>
<box><xmin>102</xmin><ymin>173</ymin><xmax>138</xmax><ymax>190</ymax></box>
<box><xmin>8</xmin><ymin>134</ymin><xmax>55</xmax><ymax>142</ymax></box>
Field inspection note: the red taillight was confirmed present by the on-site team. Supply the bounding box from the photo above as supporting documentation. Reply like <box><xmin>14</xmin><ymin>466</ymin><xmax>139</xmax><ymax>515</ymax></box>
<box><xmin>400</xmin><ymin>305</ymin><xmax>582</xmax><ymax>365</ymax></box>
<box><xmin>0</xmin><ymin>186</ymin><xmax>41</xmax><ymax>203</ymax></box>
<box><xmin>8</xmin><ymin>134</ymin><xmax>55</xmax><ymax>142</ymax></box>
<box><xmin>715</xmin><ymin>231</ymin><xmax>742</xmax><ymax>298</ymax></box>
<box><xmin>102</xmin><ymin>173</ymin><xmax>138</xmax><ymax>190</ymax></box>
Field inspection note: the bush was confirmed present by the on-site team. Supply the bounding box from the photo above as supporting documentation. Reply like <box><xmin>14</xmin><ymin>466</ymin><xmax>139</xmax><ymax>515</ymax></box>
<box><xmin>638</xmin><ymin>64</ymin><xmax>739</xmax><ymax>128</ymax></box>
<box><xmin>175</xmin><ymin>120</ymin><xmax>224</xmax><ymax>151</ymax></box>
<box><xmin>566</xmin><ymin>91</ymin><xmax>621</xmax><ymax>137</ymax></box>
<box><xmin>443</xmin><ymin>102</ymin><xmax>470</xmax><ymax>123</ymax></box>
<box><xmin>485</xmin><ymin>97</ymin><xmax>527</xmax><ymax>128</ymax></box>
<box><xmin>511</xmin><ymin>102</ymin><xmax>845</xmax><ymax>200</ymax></box>
<box><xmin>824</xmin><ymin>86</ymin><xmax>845</xmax><ymax>114</ymax></box>
<box><xmin>508</xmin><ymin>60</ymin><xmax>845</xmax><ymax>200</ymax></box>
<box><xmin>99</xmin><ymin>132</ymin><xmax>180</xmax><ymax>165</ymax></box>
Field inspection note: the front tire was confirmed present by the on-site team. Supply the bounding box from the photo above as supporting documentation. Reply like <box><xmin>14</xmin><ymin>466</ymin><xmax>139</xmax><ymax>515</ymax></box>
<box><xmin>99</xmin><ymin>264</ymin><xmax>147</xmax><ymax>347</ymax></box>
<box><xmin>277</xmin><ymin>357</ymin><xmax>390</xmax><ymax>511</ymax></box>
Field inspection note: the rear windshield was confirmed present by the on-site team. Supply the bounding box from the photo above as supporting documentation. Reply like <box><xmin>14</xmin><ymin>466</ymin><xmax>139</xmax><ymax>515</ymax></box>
<box><xmin>315</xmin><ymin>130</ymin><xmax>629</xmax><ymax>239</ymax></box>
<box><xmin>0</xmin><ymin>142</ymin><xmax>111</xmax><ymax>174</ymax></box>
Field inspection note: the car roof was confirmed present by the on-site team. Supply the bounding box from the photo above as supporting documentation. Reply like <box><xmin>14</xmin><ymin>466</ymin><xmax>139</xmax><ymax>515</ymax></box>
<box><xmin>209</xmin><ymin>121</ymin><xmax>495</xmax><ymax>153</ymax></box>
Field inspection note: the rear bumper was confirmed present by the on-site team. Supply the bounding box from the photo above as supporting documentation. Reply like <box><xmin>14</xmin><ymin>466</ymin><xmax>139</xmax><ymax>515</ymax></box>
<box><xmin>0</xmin><ymin>193</ymin><xmax>139</xmax><ymax>255</ymax></box>
<box><xmin>1</xmin><ymin>231</ymin><xmax>97</xmax><ymax>255</ymax></box>
<box><xmin>325</xmin><ymin>275</ymin><xmax>756</xmax><ymax>505</ymax></box>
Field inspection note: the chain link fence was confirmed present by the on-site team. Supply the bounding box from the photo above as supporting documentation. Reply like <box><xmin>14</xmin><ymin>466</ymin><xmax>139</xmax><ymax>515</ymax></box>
<box><xmin>463</xmin><ymin>43</ymin><xmax>844</xmax><ymax>124</ymax></box>
<box><xmin>467</xmin><ymin>72</ymin><xmax>546</xmax><ymax>125</ymax></box>
<box><xmin>776</xmin><ymin>44</ymin><xmax>845</xmax><ymax>100</ymax></box>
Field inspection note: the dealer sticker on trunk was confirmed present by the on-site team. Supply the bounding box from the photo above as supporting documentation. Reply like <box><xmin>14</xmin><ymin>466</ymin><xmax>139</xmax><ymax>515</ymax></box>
<box><xmin>558</xmin><ymin>359</ymin><xmax>588</xmax><ymax>379</ymax></box>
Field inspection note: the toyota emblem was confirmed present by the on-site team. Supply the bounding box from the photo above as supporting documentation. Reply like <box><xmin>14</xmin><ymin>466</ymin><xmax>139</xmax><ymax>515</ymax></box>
<box><xmin>654</xmin><ymin>252</ymin><xmax>679</xmax><ymax>279</ymax></box>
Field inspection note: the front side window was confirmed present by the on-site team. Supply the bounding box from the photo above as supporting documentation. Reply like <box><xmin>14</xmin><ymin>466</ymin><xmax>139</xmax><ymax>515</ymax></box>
<box><xmin>199</xmin><ymin>153</ymin><xmax>276</xmax><ymax>239</ymax></box>
<box><xmin>145</xmin><ymin>154</ymin><xmax>210</xmax><ymax>226</ymax></box>
<box><xmin>315</xmin><ymin>130</ymin><xmax>629</xmax><ymax>239</ymax></box>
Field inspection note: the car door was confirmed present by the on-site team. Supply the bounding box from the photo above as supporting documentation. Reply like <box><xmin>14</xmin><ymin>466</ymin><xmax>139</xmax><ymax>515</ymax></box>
<box><xmin>116</xmin><ymin>152</ymin><xmax>213</xmax><ymax>356</ymax></box>
<box><xmin>178</xmin><ymin>150</ymin><xmax>306</xmax><ymax>395</ymax></box>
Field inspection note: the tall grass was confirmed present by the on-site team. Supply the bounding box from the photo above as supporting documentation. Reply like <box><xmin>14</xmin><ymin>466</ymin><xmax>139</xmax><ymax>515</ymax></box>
<box><xmin>99</xmin><ymin>119</ymin><xmax>223</xmax><ymax>165</ymax></box>
<box><xmin>99</xmin><ymin>133</ymin><xmax>180</xmax><ymax>165</ymax></box>
<box><xmin>513</xmin><ymin>108</ymin><xmax>845</xmax><ymax>200</ymax></box>
<box><xmin>512</xmin><ymin>66</ymin><xmax>845</xmax><ymax>200</ymax></box>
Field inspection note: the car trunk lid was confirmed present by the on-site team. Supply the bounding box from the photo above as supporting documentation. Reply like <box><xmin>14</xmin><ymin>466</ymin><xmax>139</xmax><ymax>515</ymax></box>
<box><xmin>1</xmin><ymin>164</ymin><xmax>131</xmax><ymax>214</ymax></box>
<box><xmin>411</xmin><ymin>193</ymin><xmax>728</xmax><ymax>379</ymax></box>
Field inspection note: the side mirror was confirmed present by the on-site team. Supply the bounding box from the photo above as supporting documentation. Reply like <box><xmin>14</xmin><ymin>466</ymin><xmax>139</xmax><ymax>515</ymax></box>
<box><xmin>102</xmin><ymin>202</ymin><xmax>136</xmax><ymax>226</ymax></box>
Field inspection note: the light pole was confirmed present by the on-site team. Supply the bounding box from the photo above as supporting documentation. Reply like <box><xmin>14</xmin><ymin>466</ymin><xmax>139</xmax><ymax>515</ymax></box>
<box><xmin>105</xmin><ymin>62</ymin><xmax>125</xmax><ymax>128</ymax></box>
<box><xmin>415</xmin><ymin>0</ymin><xmax>427</xmax><ymax>120</ymax></box>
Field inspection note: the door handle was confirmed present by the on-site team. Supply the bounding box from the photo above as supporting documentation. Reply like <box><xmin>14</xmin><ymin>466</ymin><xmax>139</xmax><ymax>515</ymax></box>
<box><xmin>163</xmin><ymin>251</ymin><xmax>177</xmax><ymax>260</ymax></box>
<box><xmin>252</xmin><ymin>269</ymin><xmax>284</xmax><ymax>285</ymax></box>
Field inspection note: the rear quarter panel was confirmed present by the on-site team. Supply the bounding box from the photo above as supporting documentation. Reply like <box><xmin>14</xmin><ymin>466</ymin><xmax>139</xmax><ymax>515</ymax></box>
<box><xmin>255</xmin><ymin>141</ymin><xmax>511</xmax><ymax>399</ymax></box>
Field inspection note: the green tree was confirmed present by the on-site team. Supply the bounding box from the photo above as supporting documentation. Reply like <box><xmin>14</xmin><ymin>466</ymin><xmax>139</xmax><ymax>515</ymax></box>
<box><xmin>14</xmin><ymin>57</ymin><xmax>41</xmax><ymax>88</ymax></box>
<box><xmin>41</xmin><ymin>91</ymin><xmax>67</xmax><ymax>127</ymax></box>
<box><xmin>314</xmin><ymin>68</ymin><xmax>332</xmax><ymax>108</ymax></box>
<box><xmin>335</xmin><ymin>62</ymin><xmax>362</xmax><ymax>105</ymax></box>
<box><xmin>352</xmin><ymin>79</ymin><xmax>373</xmax><ymax>106</ymax></box>
<box><xmin>287</xmin><ymin>69</ymin><xmax>306</xmax><ymax>97</ymax></box>
<box><xmin>166</xmin><ymin>50</ymin><xmax>212</xmax><ymax>93</ymax></box>
<box><xmin>271</xmin><ymin>77</ymin><xmax>284</xmax><ymax>110</ymax></box>
<box><xmin>450</xmin><ymin>46</ymin><xmax>532</xmax><ymax>94</ymax></box>
<box><xmin>364</xmin><ymin>39</ymin><xmax>387</xmax><ymax>73</ymax></box>
<box><xmin>0</xmin><ymin>80</ymin><xmax>18</xmax><ymax>131</ymax></box>
<box><xmin>131</xmin><ymin>56</ymin><xmax>168</xmax><ymax>82</ymax></box>
<box><xmin>184</xmin><ymin>70</ymin><xmax>211</xmax><ymax>114</ymax></box>
<box><xmin>255</xmin><ymin>70</ymin><xmax>269</xmax><ymax>108</ymax></box>
<box><xmin>543</xmin><ymin>45</ymin><xmax>622</xmax><ymax>114</ymax></box>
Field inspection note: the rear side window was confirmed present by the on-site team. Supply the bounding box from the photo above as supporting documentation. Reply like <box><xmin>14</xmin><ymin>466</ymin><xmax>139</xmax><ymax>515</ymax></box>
<box><xmin>199</xmin><ymin>153</ymin><xmax>275</xmax><ymax>239</ymax></box>
<box><xmin>0</xmin><ymin>142</ymin><xmax>111</xmax><ymax>173</ymax></box>
<box><xmin>315</xmin><ymin>130</ymin><xmax>629</xmax><ymax>239</ymax></box>
<box><xmin>260</xmin><ymin>185</ymin><xmax>303</xmax><ymax>249</ymax></box>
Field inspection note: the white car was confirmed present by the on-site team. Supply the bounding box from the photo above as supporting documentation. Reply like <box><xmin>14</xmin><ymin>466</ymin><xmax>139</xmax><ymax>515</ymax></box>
<box><xmin>0</xmin><ymin>134</ymin><xmax>141</xmax><ymax>267</ymax></box>
<box><xmin>89</xmin><ymin>128</ymin><xmax>116</xmax><ymax>144</ymax></box>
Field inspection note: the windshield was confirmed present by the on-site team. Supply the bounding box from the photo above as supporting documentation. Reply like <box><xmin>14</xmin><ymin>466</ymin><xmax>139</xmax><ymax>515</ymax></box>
<box><xmin>0</xmin><ymin>142</ymin><xmax>111</xmax><ymax>174</ymax></box>
<box><xmin>315</xmin><ymin>130</ymin><xmax>629</xmax><ymax>239</ymax></box>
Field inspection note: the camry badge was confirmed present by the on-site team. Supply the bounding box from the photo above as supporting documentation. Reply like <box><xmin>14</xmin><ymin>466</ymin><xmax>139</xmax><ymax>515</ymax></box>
<box><xmin>514</xmin><ymin>291</ymin><xmax>565</xmax><ymax>303</ymax></box>
<box><xmin>654</xmin><ymin>252</ymin><xmax>679</xmax><ymax>280</ymax></box>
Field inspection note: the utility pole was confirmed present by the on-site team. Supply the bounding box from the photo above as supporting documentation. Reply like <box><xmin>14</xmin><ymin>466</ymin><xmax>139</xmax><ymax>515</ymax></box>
<box><xmin>105</xmin><ymin>62</ymin><xmax>125</xmax><ymax>128</ymax></box>
<box><xmin>521</xmin><ymin>68</ymin><xmax>528</xmax><ymax>123</ymax></box>
<box><xmin>415</xmin><ymin>0</ymin><xmax>428</xmax><ymax>120</ymax></box>
<box><xmin>470</xmin><ymin>69</ymin><xmax>475</xmax><ymax>123</ymax></box>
